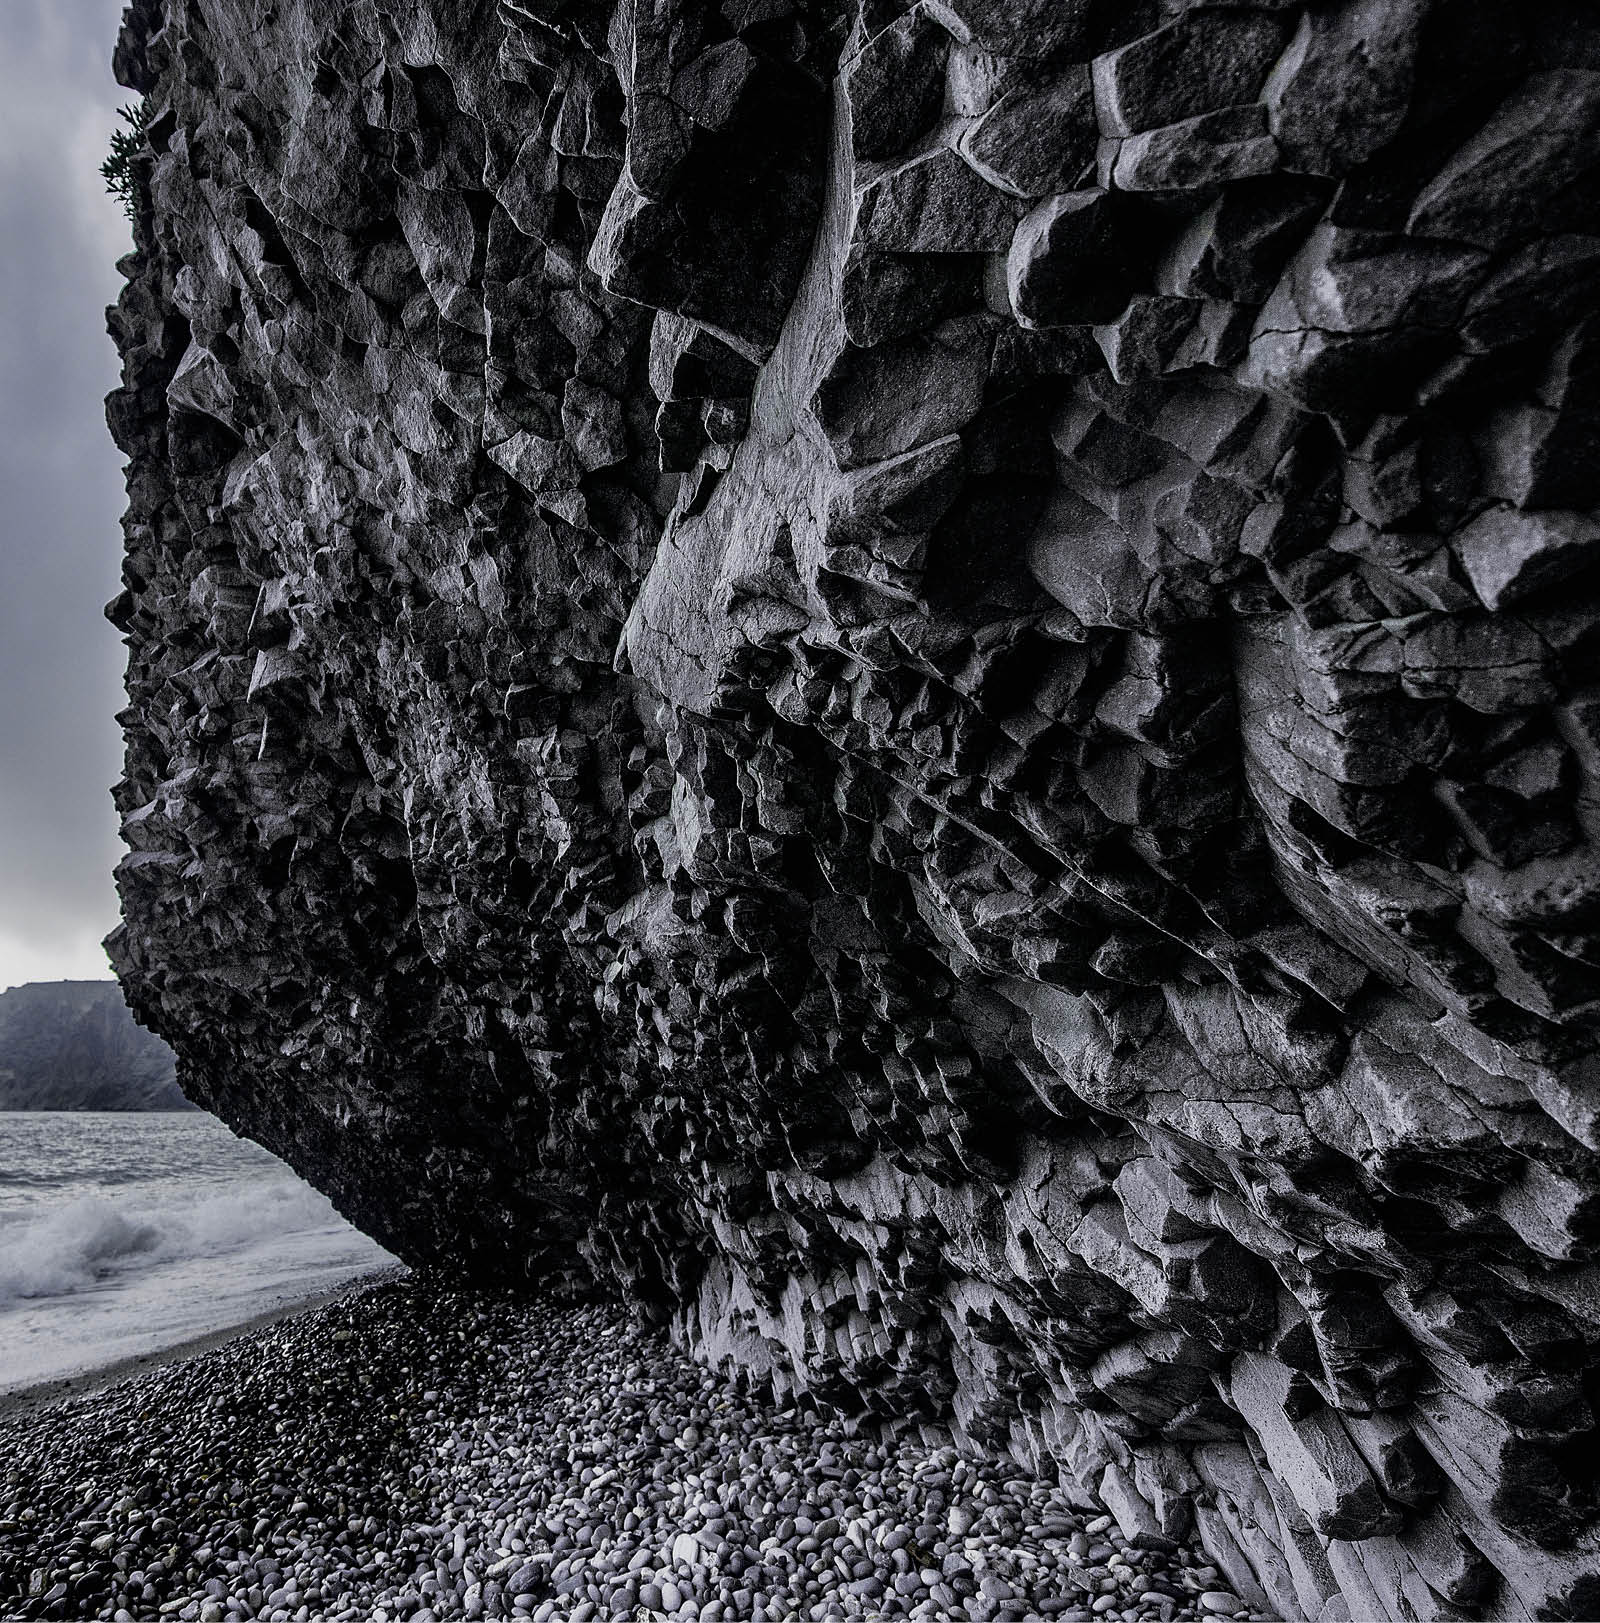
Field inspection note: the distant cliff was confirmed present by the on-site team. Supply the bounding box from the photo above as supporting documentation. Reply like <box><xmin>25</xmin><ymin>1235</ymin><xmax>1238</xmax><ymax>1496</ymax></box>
<box><xmin>0</xmin><ymin>981</ymin><xmax>187</xmax><ymax>1111</ymax></box>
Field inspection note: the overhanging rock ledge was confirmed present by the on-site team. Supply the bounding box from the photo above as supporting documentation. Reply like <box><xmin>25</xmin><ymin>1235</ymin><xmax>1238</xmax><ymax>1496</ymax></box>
<box><xmin>106</xmin><ymin>0</ymin><xmax>1600</xmax><ymax>1615</ymax></box>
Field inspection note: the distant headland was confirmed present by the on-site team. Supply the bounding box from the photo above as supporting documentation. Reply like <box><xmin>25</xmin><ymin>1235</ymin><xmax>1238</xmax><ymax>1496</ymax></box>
<box><xmin>0</xmin><ymin>980</ymin><xmax>189</xmax><ymax>1110</ymax></box>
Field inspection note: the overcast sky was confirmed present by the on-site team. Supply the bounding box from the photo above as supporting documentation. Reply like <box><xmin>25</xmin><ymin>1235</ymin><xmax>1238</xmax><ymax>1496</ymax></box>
<box><xmin>0</xmin><ymin>0</ymin><xmax>135</xmax><ymax>991</ymax></box>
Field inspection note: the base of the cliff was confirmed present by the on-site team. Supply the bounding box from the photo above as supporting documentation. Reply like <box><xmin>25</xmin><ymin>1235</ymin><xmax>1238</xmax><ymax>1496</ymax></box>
<box><xmin>0</xmin><ymin>1276</ymin><xmax>1277</xmax><ymax>1623</ymax></box>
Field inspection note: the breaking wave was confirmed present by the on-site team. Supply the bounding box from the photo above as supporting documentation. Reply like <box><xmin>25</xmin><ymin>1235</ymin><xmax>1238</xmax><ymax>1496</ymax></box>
<box><xmin>0</xmin><ymin>1178</ymin><xmax>345</xmax><ymax>1307</ymax></box>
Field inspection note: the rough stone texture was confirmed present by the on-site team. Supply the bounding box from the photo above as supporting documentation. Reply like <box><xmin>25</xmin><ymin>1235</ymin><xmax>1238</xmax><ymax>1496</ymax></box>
<box><xmin>106</xmin><ymin>0</ymin><xmax>1600</xmax><ymax>1616</ymax></box>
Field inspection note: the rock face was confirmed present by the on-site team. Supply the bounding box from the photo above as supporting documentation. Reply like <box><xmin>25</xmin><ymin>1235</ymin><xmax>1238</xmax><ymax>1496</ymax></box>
<box><xmin>105</xmin><ymin>0</ymin><xmax>1600</xmax><ymax>1614</ymax></box>
<box><xmin>0</xmin><ymin>981</ymin><xmax>185</xmax><ymax>1111</ymax></box>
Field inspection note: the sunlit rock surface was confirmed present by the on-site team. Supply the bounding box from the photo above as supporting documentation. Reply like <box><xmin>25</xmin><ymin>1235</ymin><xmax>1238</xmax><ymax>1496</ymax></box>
<box><xmin>107</xmin><ymin>0</ymin><xmax>1600</xmax><ymax>1613</ymax></box>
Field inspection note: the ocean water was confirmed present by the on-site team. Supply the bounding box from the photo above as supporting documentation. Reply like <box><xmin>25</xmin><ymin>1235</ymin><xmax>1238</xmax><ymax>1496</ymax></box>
<box><xmin>0</xmin><ymin>1112</ymin><xmax>397</xmax><ymax>1396</ymax></box>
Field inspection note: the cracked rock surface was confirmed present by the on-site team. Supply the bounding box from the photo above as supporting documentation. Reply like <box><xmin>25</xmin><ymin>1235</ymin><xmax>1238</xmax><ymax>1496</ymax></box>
<box><xmin>106</xmin><ymin>0</ymin><xmax>1600</xmax><ymax>1616</ymax></box>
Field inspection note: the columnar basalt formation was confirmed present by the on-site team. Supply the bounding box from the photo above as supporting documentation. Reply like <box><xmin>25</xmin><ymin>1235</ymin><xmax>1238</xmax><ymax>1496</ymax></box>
<box><xmin>106</xmin><ymin>0</ymin><xmax>1600</xmax><ymax>1614</ymax></box>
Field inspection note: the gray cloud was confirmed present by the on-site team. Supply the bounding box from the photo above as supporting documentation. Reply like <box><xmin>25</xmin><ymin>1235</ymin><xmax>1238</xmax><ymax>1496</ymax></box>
<box><xmin>0</xmin><ymin>0</ymin><xmax>136</xmax><ymax>989</ymax></box>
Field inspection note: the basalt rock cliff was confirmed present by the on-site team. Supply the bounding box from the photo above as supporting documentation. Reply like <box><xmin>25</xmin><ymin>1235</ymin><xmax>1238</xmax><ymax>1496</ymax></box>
<box><xmin>105</xmin><ymin>0</ymin><xmax>1600</xmax><ymax>1614</ymax></box>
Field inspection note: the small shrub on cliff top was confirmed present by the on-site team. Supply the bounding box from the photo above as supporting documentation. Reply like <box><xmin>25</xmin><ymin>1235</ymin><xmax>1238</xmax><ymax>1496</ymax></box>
<box><xmin>101</xmin><ymin>102</ymin><xmax>148</xmax><ymax>222</ymax></box>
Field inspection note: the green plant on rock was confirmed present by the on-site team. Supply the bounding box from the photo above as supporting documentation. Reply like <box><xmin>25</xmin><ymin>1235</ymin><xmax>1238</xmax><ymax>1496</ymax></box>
<box><xmin>101</xmin><ymin>102</ymin><xmax>149</xmax><ymax>223</ymax></box>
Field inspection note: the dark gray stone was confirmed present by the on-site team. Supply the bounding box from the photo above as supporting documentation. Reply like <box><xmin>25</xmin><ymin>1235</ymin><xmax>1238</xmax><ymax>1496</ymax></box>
<box><xmin>1007</xmin><ymin>190</ymin><xmax>1150</xmax><ymax>328</ymax></box>
<box><xmin>104</xmin><ymin>3</ymin><xmax>1600</xmax><ymax>1620</ymax></box>
<box><xmin>1091</xmin><ymin>11</ymin><xmax>1295</xmax><ymax>137</ymax></box>
<box><xmin>1263</xmin><ymin>0</ymin><xmax>1428</xmax><ymax>177</ymax></box>
<box><xmin>842</xmin><ymin>5</ymin><xmax>950</xmax><ymax>163</ymax></box>
<box><xmin>958</xmin><ymin>68</ymin><xmax>1098</xmax><ymax>198</ymax></box>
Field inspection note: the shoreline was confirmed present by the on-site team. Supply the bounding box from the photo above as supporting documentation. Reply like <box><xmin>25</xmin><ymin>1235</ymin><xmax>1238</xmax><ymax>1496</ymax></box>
<box><xmin>0</xmin><ymin>1263</ymin><xmax>408</xmax><ymax>1421</ymax></box>
<box><xmin>0</xmin><ymin>1278</ymin><xmax>1271</xmax><ymax>1623</ymax></box>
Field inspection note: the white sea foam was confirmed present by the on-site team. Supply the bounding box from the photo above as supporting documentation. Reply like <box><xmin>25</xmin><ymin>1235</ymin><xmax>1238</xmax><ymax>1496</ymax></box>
<box><xmin>0</xmin><ymin>1113</ymin><xmax>398</xmax><ymax>1396</ymax></box>
<box><xmin>0</xmin><ymin>1177</ymin><xmax>346</xmax><ymax>1307</ymax></box>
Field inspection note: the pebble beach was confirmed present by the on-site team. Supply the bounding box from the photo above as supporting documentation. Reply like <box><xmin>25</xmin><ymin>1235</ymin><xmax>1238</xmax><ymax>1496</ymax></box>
<box><xmin>0</xmin><ymin>1277</ymin><xmax>1276</xmax><ymax>1623</ymax></box>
